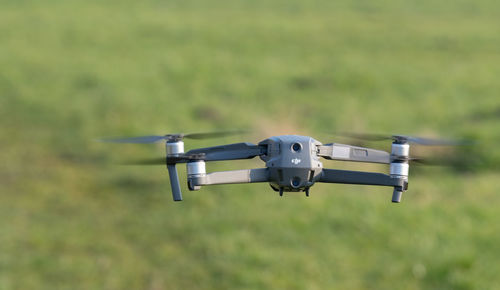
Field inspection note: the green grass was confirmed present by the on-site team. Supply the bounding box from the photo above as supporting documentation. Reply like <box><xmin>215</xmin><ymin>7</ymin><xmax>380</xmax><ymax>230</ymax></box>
<box><xmin>1</xmin><ymin>0</ymin><xmax>500</xmax><ymax>289</ymax></box>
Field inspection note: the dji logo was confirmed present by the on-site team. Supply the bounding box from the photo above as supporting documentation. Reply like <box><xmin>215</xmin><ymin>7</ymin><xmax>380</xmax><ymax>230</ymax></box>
<box><xmin>291</xmin><ymin>158</ymin><xmax>301</xmax><ymax>165</ymax></box>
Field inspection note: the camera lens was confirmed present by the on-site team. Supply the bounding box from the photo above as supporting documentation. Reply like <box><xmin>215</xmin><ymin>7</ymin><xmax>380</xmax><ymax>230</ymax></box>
<box><xmin>291</xmin><ymin>143</ymin><xmax>302</xmax><ymax>152</ymax></box>
<box><xmin>291</xmin><ymin>177</ymin><xmax>301</xmax><ymax>187</ymax></box>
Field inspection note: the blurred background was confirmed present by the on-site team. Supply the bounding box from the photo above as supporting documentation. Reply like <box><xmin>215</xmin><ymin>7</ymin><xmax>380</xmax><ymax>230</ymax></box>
<box><xmin>1</xmin><ymin>0</ymin><xmax>500</xmax><ymax>289</ymax></box>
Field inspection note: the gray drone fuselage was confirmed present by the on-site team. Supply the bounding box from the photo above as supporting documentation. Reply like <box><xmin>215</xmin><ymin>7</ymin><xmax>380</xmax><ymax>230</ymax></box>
<box><xmin>165</xmin><ymin>134</ymin><xmax>409</xmax><ymax>203</ymax></box>
<box><xmin>258</xmin><ymin>135</ymin><xmax>323</xmax><ymax>192</ymax></box>
<box><xmin>104</xmin><ymin>131</ymin><xmax>459</xmax><ymax>203</ymax></box>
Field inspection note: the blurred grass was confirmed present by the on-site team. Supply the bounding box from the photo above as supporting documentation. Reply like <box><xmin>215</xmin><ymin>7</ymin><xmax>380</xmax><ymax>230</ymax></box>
<box><xmin>1</xmin><ymin>0</ymin><xmax>500</xmax><ymax>289</ymax></box>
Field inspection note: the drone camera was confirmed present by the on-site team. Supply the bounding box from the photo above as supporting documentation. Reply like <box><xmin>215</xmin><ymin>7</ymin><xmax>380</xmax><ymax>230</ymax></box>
<box><xmin>291</xmin><ymin>142</ymin><xmax>302</xmax><ymax>152</ymax></box>
<box><xmin>291</xmin><ymin>176</ymin><xmax>301</xmax><ymax>187</ymax></box>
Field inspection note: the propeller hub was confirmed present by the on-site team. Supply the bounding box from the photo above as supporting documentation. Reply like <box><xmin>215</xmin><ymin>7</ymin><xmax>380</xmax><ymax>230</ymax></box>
<box><xmin>166</xmin><ymin>134</ymin><xmax>185</xmax><ymax>142</ymax></box>
<box><xmin>392</xmin><ymin>135</ymin><xmax>409</xmax><ymax>144</ymax></box>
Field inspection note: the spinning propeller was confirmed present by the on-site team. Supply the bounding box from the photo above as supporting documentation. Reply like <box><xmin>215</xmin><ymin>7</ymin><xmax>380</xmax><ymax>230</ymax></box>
<box><xmin>334</xmin><ymin>132</ymin><xmax>474</xmax><ymax>168</ymax></box>
<box><xmin>338</xmin><ymin>133</ymin><xmax>470</xmax><ymax>146</ymax></box>
<box><xmin>100</xmin><ymin>130</ymin><xmax>246</xmax><ymax>143</ymax></box>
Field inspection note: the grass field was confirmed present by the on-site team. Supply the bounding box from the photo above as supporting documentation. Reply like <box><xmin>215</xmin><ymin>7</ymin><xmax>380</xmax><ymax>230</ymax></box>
<box><xmin>1</xmin><ymin>0</ymin><xmax>500</xmax><ymax>289</ymax></box>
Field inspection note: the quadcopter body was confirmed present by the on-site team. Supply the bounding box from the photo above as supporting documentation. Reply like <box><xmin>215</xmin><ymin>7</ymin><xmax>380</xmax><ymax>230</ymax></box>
<box><xmin>103</xmin><ymin>131</ymin><xmax>467</xmax><ymax>203</ymax></box>
<box><xmin>260</xmin><ymin>135</ymin><xmax>323</xmax><ymax>193</ymax></box>
<box><xmin>154</xmin><ymin>134</ymin><xmax>410</xmax><ymax>203</ymax></box>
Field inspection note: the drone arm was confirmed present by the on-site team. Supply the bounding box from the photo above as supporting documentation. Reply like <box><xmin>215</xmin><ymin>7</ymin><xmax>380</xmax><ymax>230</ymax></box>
<box><xmin>317</xmin><ymin>144</ymin><xmax>391</xmax><ymax>164</ymax></box>
<box><xmin>186</xmin><ymin>143</ymin><xmax>266</xmax><ymax>162</ymax></box>
<box><xmin>319</xmin><ymin>169</ymin><xmax>405</xmax><ymax>188</ymax></box>
<box><xmin>189</xmin><ymin>168</ymin><xmax>269</xmax><ymax>186</ymax></box>
<box><xmin>320</xmin><ymin>169</ymin><xmax>408</xmax><ymax>203</ymax></box>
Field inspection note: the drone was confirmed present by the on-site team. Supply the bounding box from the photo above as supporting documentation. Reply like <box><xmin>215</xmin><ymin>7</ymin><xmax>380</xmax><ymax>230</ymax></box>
<box><xmin>102</xmin><ymin>131</ymin><xmax>463</xmax><ymax>203</ymax></box>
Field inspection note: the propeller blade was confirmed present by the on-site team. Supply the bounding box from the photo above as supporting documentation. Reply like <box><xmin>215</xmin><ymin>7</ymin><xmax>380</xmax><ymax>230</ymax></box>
<box><xmin>406</xmin><ymin>157</ymin><xmax>441</xmax><ymax>165</ymax></box>
<box><xmin>406</xmin><ymin>156</ymin><xmax>468</xmax><ymax>168</ymax></box>
<box><xmin>187</xmin><ymin>142</ymin><xmax>265</xmax><ymax>161</ymax></box>
<box><xmin>99</xmin><ymin>135</ymin><xmax>166</xmax><ymax>144</ymax></box>
<box><xmin>338</xmin><ymin>132</ymin><xmax>392</xmax><ymax>141</ymax></box>
<box><xmin>99</xmin><ymin>130</ymin><xmax>247</xmax><ymax>144</ymax></box>
<box><xmin>337</xmin><ymin>132</ymin><xmax>470</xmax><ymax>146</ymax></box>
<box><xmin>405</xmin><ymin>136</ymin><xmax>470</xmax><ymax>146</ymax></box>
<box><xmin>121</xmin><ymin>157</ymin><xmax>166</xmax><ymax>165</ymax></box>
<box><xmin>184</xmin><ymin>130</ymin><xmax>248</xmax><ymax>140</ymax></box>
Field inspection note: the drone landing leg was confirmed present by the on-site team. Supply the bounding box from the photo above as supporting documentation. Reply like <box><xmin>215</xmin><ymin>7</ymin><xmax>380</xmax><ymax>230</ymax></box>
<box><xmin>167</xmin><ymin>164</ymin><xmax>183</xmax><ymax>201</ymax></box>
<box><xmin>392</xmin><ymin>189</ymin><xmax>403</xmax><ymax>203</ymax></box>
<box><xmin>279</xmin><ymin>187</ymin><xmax>284</xmax><ymax>197</ymax></box>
